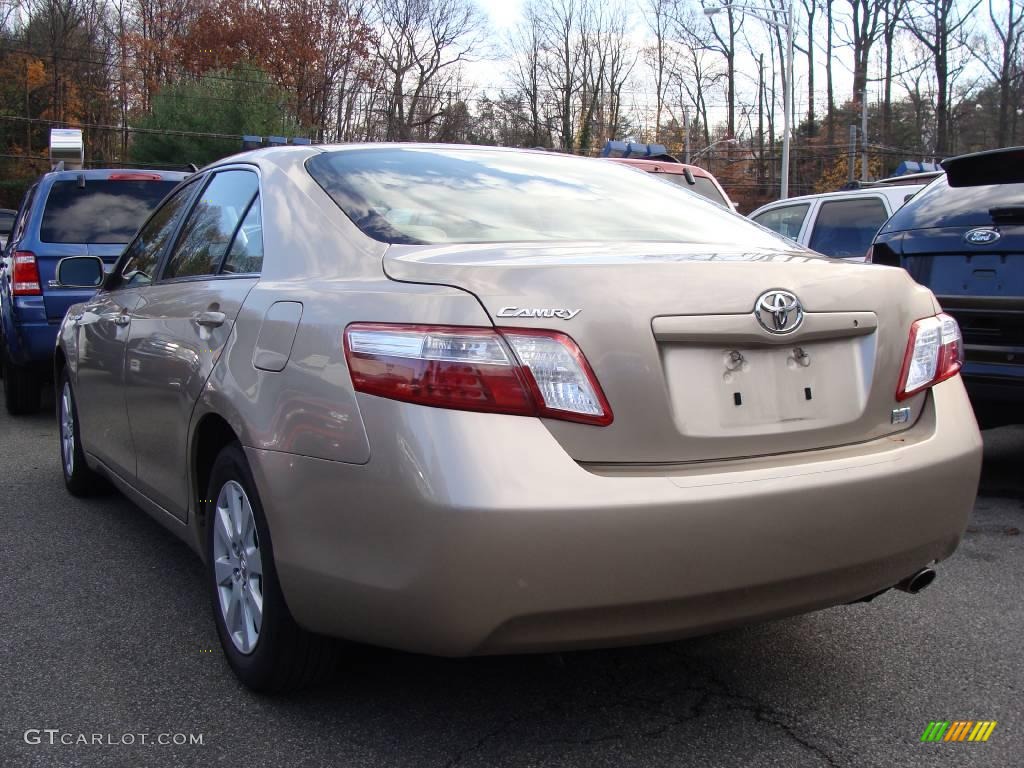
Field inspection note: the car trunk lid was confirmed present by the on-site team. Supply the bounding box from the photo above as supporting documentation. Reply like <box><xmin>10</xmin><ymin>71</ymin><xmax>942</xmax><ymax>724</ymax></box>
<box><xmin>384</xmin><ymin>241</ymin><xmax>939</xmax><ymax>464</ymax></box>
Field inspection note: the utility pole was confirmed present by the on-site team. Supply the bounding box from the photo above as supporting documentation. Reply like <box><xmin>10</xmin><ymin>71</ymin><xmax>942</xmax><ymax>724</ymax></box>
<box><xmin>848</xmin><ymin>124</ymin><xmax>857</xmax><ymax>185</ymax></box>
<box><xmin>781</xmin><ymin>0</ymin><xmax>794</xmax><ymax>198</ymax></box>
<box><xmin>860</xmin><ymin>90</ymin><xmax>869</xmax><ymax>182</ymax></box>
<box><xmin>757</xmin><ymin>53</ymin><xmax>764</xmax><ymax>187</ymax></box>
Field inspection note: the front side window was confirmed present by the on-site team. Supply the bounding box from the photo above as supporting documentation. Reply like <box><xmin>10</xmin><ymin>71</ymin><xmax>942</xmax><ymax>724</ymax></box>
<box><xmin>752</xmin><ymin>203</ymin><xmax>810</xmax><ymax>240</ymax></box>
<box><xmin>163</xmin><ymin>170</ymin><xmax>259</xmax><ymax>280</ymax></box>
<box><xmin>306</xmin><ymin>147</ymin><xmax>791</xmax><ymax>248</ymax></box>
<box><xmin>40</xmin><ymin>179</ymin><xmax>179</xmax><ymax>244</ymax></box>
<box><xmin>808</xmin><ymin>198</ymin><xmax>889</xmax><ymax>258</ymax></box>
<box><xmin>119</xmin><ymin>182</ymin><xmax>196</xmax><ymax>288</ymax></box>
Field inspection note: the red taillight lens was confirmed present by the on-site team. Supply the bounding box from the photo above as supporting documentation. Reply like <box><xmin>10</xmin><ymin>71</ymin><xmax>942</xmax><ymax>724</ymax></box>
<box><xmin>343</xmin><ymin>323</ymin><xmax>613</xmax><ymax>426</ymax></box>
<box><xmin>896</xmin><ymin>312</ymin><xmax>964</xmax><ymax>401</ymax></box>
<box><xmin>12</xmin><ymin>251</ymin><xmax>41</xmax><ymax>295</ymax></box>
<box><xmin>864</xmin><ymin>245</ymin><xmax>874</xmax><ymax>263</ymax></box>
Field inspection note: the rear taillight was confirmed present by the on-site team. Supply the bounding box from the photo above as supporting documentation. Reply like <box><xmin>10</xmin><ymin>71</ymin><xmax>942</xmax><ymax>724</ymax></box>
<box><xmin>343</xmin><ymin>323</ymin><xmax>613</xmax><ymax>426</ymax></box>
<box><xmin>12</xmin><ymin>251</ymin><xmax>41</xmax><ymax>295</ymax></box>
<box><xmin>864</xmin><ymin>245</ymin><xmax>874</xmax><ymax>263</ymax></box>
<box><xmin>896</xmin><ymin>313</ymin><xmax>964</xmax><ymax>401</ymax></box>
<box><xmin>108</xmin><ymin>173</ymin><xmax>162</xmax><ymax>181</ymax></box>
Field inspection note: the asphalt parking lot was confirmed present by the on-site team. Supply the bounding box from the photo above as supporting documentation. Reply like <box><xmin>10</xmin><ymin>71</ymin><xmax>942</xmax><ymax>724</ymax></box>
<box><xmin>1</xmin><ymin>397</ymin><xmax>1021</xmax><ymax>768</ymax></box>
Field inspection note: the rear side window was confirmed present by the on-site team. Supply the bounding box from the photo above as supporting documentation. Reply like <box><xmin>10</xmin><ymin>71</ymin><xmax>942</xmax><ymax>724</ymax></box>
<box><xmin>40</xmin><ymin>179</ymin><xmax>179</xmax><ymax>244</ymax></box>
<box><xmin>752</xmin><ymin>204</ymin><xmax>810</xmax><ymax>240</ymax></box>
<box><xmin>808</xmin><ymin>198</ymin><xmax>888</xmax><ymax>258</ymax></box>
<box><xmin>222</xmin><ymin>197</ymin><xmax>263</xmax><ymax>274</ymax></box>
<box><xmin>9</xmin><ymin>185</ymin><xmax>38</xmax><ymax>246</ymax></box>
<box><xmin>163</xmin><ymin>170</ymin><xmax>259</xmax><ymax>279</ymax></box>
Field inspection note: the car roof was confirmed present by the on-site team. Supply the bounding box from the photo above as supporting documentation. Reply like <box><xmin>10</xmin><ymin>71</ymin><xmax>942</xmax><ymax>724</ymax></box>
<box><xmin>38</xmin><ymin>168</ymin><xmax>190</xmax><ymax>183</ymax></box>
<box><xmin>603</xmin><ymin>157</ymin><xmax>717</xmax><ymax>179</ymax></box>
<box><xmin>872</xmin><ymin>171</ymin><xmax>944</xmax><ymax>186</ymax></box>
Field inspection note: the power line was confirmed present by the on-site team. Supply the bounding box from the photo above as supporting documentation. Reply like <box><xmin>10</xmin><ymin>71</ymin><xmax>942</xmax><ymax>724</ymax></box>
<box><xmin>0</xmin><ymin>114</ymin><xmax>253</xmax><ymax>140</ymax></box>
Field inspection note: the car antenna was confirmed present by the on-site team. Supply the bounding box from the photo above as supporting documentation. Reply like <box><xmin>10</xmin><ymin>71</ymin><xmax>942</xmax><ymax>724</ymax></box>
<box><xmin>186</xmin><ymin>163</ymin><xmax>198</xmax><ymax>172</ymax></box>
<box><xmin>683</xmin><ymin>168</ymin><xmax>696</xmax><ymax>185</ymax></box>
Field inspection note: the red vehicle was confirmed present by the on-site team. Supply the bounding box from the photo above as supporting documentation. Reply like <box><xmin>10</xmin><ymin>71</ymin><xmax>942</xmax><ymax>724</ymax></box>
<box><xmin>604</xmin><ymin>157</ymin><xmax>735</xmax><ymax>210</ymax></box>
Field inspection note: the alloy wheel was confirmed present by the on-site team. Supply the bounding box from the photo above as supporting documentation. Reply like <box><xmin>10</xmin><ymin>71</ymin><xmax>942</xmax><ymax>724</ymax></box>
<box><xmin>212</xmin><ymin>480</ymin><xmax>264</xmax><ymax>654</ymax></box>
<box><xmin>60</xmin><ymin>382</ymin><xmax>75</xmax><ymax>477</ymax></box>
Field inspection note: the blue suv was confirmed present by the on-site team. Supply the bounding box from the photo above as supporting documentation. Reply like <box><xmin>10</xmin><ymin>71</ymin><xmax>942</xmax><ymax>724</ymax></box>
<box><xmin>1</xmin><ymin>169</ymin><xmax>187</xmax><ymax>414</ymax></box>
<box><xmin>871</xmin><ymin>146</ymin><xmax>1024</xmax><ymax>428</ymax></box>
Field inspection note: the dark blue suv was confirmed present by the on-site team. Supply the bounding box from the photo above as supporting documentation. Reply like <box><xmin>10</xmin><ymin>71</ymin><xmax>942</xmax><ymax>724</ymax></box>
<box><xmin>1</xmin><ymin>169</ymin><xmax>187</xmax><ymax>414</ymax></box>
<box><xmin>871</xmin><ymin>147</ymin><xmax>1024</xmax><ymax>427</ymax></box>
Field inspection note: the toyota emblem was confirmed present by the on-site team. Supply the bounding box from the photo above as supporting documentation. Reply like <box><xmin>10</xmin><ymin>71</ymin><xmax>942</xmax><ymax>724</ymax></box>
<box><xmin>754</xmin><ymin>290</ymin><xmax>804</xmax><ymax>334</ymax></box>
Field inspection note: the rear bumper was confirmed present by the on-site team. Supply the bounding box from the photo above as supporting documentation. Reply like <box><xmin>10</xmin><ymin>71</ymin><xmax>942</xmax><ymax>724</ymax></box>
<box><xmin>2</xmin><ymin>295</ymin><xmax>58</xmax><ymax>370</ymax></box>
<box><xmin>247</xmin><ymin>377</ymin><xmax>982</xmax><ymax>656</ymax></box>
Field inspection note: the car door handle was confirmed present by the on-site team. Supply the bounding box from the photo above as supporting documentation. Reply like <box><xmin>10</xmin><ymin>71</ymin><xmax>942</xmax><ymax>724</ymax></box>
<box><xmin>192</xmin><ymin>311</ymin><xmax>226</xmax><ymax>328</ymax></box>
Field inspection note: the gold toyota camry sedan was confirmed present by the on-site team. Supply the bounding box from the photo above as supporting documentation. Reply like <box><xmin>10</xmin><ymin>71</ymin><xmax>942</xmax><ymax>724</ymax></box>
<box><xmin>53</xmin><ymin>144</ymin><xmax>982</xmax><ymax>692</ymax></box>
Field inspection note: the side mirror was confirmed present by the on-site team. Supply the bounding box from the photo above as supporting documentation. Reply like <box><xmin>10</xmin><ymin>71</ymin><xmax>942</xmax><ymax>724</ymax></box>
<box><xmin>56</xmin><ymin>256</ymin><xmax>104</xmax><ymax>288</ymax></box>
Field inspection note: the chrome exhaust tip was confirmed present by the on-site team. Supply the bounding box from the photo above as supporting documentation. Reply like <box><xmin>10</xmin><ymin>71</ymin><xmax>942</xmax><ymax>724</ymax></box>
<box><xmin>896</xmin><ymin>567</ymin><xmax>936</xmax><ymax>594</ymax></box>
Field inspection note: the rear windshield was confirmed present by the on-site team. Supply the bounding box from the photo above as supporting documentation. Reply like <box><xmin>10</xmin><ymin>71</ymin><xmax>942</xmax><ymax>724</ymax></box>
<box><xmin>660</xmin><ymin>174</ymin><xmax>729</xmax><ymax>206</ymax></box>
<box><xmin>882</xmin><ymin>175</ymin><xmax>1024</xmax><ymax>232</ymax></box>
<box><xmin>306</xmin><ymin>147</ymin><xmax>786</xmax><ymax>247</ymax></box>
<box><xmin>41</xmin><ymin>179</ymin><xmax>178</xmax><ymax>244</ymax></box>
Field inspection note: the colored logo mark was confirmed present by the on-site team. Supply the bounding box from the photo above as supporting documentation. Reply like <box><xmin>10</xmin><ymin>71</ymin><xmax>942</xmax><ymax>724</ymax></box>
<box><xmin>920</xmin><ymin>721</ymin><xmax>997</xmax><ymax>742</ymax></box>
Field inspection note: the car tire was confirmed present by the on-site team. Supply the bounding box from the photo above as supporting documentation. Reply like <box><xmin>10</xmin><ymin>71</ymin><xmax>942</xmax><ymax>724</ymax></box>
<box><xmin>206</xmin><ymin>442</ymin><xmax>338</xmax><ymax>692</ymax></box>
<box><xmin>3</xmin><ymin>349</ymin><xmax>40</xmax><ymax>415</ymax></box>
<box><xmin>57</xmin><ymin>370</ymin><xmax>110</xmax><ymax>496</ymax></box>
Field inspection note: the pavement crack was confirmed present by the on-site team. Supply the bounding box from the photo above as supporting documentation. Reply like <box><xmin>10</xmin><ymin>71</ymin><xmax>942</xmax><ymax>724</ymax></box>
<box><xmin>443</xmin><ymin>715</ymin><xmax>525</xmax><ymax>768</ymax></box>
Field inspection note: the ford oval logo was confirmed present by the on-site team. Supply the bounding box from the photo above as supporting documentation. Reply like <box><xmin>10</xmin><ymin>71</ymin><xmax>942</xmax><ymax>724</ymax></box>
<box><xmin>964</xmin><ymin>228</ymin><xmax>1001</xmax><ymax>245</ymax></box>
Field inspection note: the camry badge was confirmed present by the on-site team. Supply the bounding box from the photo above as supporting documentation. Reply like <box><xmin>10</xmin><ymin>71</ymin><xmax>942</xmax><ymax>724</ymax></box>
<box><xmin>754</xmin><ymin>290</ymin><xmax>804</xmax><ymax>334</ymax></box>
<box><xmin>964</xmin><ymin>228</ymin><xmax>1001</xmax><ymax>246</ymax></box>
<box><xmin>497</xmin><ymin>306</ymin><xmax>581</xmax><ymax>320</ymax></box>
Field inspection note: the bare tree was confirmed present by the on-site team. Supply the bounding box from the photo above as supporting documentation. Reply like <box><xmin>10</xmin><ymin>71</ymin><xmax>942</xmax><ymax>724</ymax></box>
<box><xmin>702</xmin><ymin>0</ymin><xmax>743</xmax><ymax>136</ymax></box>
<box><xmin>800</xmin><ymin>0</ymin><xmax>817</xmax><ymax>133</ymax></box>
<box><xmin>508</xmin><ymin>3</ymin><xmax>549</xmax><ymax>146</ymax></box>
<box><xmin>643</xmin><ymin>0</ymin><xmax>675</xmax><ymax>140</ymax></box>
<box><xmin>598</xmin><ymin>8</ymin><xmax>637</xmax><ymax>142</ymax></box>
<box><xmin>838</xmin><ymin>0</ymin><xmax>885</xmax><ymax>106</ymax></box>
<box><xmin>880</xmin><ymin>0</ymin><xmax>906</xmax><ymax>148</ymax></box>
<box><xmin>535</xmin><ymin>0</ymin><xmax>588</xmax><ymax>152</ymax></box>
<box><xmin>904</xmin><ymin>0</ymin><xmax>981</xmax><ymax>154</ymax></box>
<box><xmin>979</xmin><ymin>0</ymin><xmax>1023</xmax><ymax>145</ymax></box>
<box><xmin>371</xmin><ymin>0</ymin><xmax>485</xmax><ymax>141</ymax></box>
<box><xmin>823</xmin><ymin>0</ymin><xmax>836</xmax><ymax>141</ymax></box>
<box><xmin>671</xmin><ymin>10</ymin><xmax>725</xmax><ymax>148</ymax></box>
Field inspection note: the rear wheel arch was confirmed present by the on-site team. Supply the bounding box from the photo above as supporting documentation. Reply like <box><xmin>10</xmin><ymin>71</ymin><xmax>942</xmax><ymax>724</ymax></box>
<box><xmin>191</xmin><ymin>413</ymin><xmax>242</xmax><ymax>557</ymax></box>
<box><xmin>53</xmin><ymin>346</ymin><xmax>67</xmax><ymax>385</ymax></box>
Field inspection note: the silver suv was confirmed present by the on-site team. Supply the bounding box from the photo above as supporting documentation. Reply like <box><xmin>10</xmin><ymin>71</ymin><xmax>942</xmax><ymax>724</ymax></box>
<box><xmin>749</xmin><ymin>185</ymin><xmax>926</xmax><ymax>261</ymax></box>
